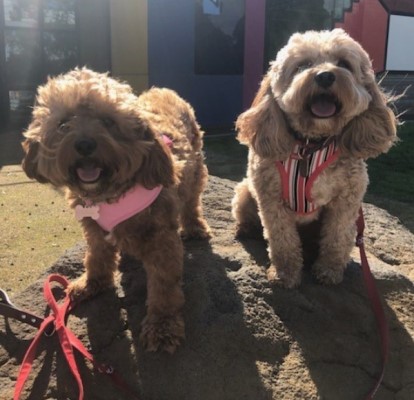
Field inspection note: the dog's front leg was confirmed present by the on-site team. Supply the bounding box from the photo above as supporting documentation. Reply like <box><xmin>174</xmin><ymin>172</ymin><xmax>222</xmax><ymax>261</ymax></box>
<box><xmin>260</xmin><ymin>204</ymin><xmax>304</xmax><ymax>288</ymax></box>
<box><xmin>138</xmin><ymin>230</ymin><xmax>185</xmax><ymax>353</ymax></box>
<box><xmin>312</xmin><ymin>202</ymin><xmax>361</xmax><ymax>285</ymax></box>
<box><xmin>67</xmin><ymin>222</ymin><xmax>119</xmax><ymax>302</ymax></box>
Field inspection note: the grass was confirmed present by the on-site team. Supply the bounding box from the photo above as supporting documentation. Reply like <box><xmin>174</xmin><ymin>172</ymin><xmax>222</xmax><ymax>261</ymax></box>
<box><xmin>366</xmin><ymin>123</ymin><xmax>414</xmax><ymax>203</ymax></box>
<box><xmin>0</xmin><ymin>124</ymin><xmax>413</xmax><ymax>295</ymax></box>
<box><xmin>0</xmin><ymin>167</ymin><xmax>82</xmax><ymax>295</ymax></box>
<box><xmin>364</xmin><ymin>123</ymin><xmax>414</xmax><ymax>232</ymax></box>
<box><xmin>204</xmin><ymin>133</ymin><xmax>248</xmax><ymax>182</ymax></box>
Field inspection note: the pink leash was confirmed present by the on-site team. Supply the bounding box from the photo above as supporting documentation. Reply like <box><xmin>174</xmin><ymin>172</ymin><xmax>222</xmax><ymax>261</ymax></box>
<box><xmin>356</xmin><ymin>208</ymin><xmax>389</xmax><ymax>399</ymax></box>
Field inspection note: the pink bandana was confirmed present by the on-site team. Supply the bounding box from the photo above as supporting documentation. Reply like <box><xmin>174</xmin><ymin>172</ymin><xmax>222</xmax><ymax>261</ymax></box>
<box><xmin>276</xmin><ymin>141</ymin><xmax>340</xmax><ymax>214</ymax></box>
<box><xmin>75</xmin><ymin>185</ymin><xmax>162</xmax><ymax>231</ymax></box>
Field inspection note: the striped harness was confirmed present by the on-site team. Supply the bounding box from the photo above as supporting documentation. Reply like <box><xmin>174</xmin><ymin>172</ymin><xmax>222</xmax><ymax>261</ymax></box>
<box><xmin>276</xmin><ymin>139</ymin><xmax>340</xmax><ymax>214</ymax></box>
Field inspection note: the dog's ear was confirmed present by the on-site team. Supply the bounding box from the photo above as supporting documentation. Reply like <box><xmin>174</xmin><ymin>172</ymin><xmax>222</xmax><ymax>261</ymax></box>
<box><xmin>21</xmin><ymin>137</ymin><xmax>50</xmax><ymax>183</ymax></box>
<box><xmin>236</xmin><ymin>75</ymin><xmax>294</xmax><ymax>159</ymax></box>
<box><xmin>137</xmin><ymin>136</ymin><xmax>177</xmax><ymax>189</ymax></box>
<box><xmin>339</xmin><ymin>78</ymin><xmax>398</xmax><ymax>159</ymax></box>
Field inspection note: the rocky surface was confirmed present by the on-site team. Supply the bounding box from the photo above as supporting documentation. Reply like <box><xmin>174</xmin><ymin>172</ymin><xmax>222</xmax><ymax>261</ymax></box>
<box><xmin>0</xmin><ymin>176</ymin><xmax>413</xmax><ymax>400</ymax></box>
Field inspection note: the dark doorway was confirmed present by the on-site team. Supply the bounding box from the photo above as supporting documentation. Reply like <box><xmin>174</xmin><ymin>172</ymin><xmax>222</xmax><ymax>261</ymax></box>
<box><xmin>264</xmin><ymin>0</ymin><xmax>334</xmax><ymax>70</ymax></box>
<box><xmin>195</xmin><ymin>0</ymin><xmax>245</xmax><ymax>76</ymax></box>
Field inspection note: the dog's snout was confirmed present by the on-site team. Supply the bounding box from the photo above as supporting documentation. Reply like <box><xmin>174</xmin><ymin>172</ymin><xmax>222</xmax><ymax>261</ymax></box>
<box><xmin>74</xmin><ymin>138</ymin><xmax>97</xmax><ymax>156</ymax></box>
<box><xmin>314</xmin><ymin>71</ymin><xmax>336</xmax><ymax>88</ymax></box>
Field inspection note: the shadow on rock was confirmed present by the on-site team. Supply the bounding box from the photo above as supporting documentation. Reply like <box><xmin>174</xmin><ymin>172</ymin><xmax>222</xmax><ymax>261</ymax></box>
<box><xmin>266</xmin><ymin>263</ymin><xmax>414</xmax><ymax>400</ymax></box>
<box><xmin>119</xmin><ymin>238</ymin><xmax>284</xmax><ymax>400</ymax></box>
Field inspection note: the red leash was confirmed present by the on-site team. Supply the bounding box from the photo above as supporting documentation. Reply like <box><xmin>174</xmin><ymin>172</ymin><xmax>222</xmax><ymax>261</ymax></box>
<box><xmin>8</xmin><ymin>274</ymin><xmax>140</xmax><ymax>400</ymax></box>
<box><xmin>356</xmin><ymin>208</ymin><xmax>389</xmax><ymax>399</ymax></box>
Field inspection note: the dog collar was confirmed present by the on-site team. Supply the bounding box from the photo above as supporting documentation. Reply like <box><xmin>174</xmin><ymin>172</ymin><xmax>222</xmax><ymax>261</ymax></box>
<box><xmin>75</xmin><ymin>184</ymin><xmax>163</xmax><ymax>231</ymax></box>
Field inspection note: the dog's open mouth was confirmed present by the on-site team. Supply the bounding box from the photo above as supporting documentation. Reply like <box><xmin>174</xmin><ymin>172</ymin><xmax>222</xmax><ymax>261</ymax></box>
<box><xmin>72</xmin><ymin>160</ymin><xmax>104</xmax><ymax>184</ymax></box>
<box><xmin>309</xmin><ymin>94</ymin><xmax>341</xmax><ymax>118</ymax></box>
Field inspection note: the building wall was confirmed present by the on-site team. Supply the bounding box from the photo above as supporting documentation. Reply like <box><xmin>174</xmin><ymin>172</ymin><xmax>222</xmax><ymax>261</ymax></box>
<box><xmin>386</xmin><ymin>14</ymin><xmax>414</xmax><ymax>71</ymax></box>
<box><xmin>243</xmin><ymin>0</ymin><xmax>265</xmax><ymax>110</ymax></box>
<box><xmin>359</xmin><ymin>0</ymin><xmax>388</xmax><ymax>73</ymax></box>
<box><xmin>109</xmin><ymin>0</ymin><xmax>149</xmax><ymax>94</ymax></box>
<box><xmin>335</xmin><ymin>0</ymin><xmax>388</xmax><ymax>73</ymax></box>
<box><xmin>335</xmin><ymin>0</ymin><xmax>414</xmax><ymax>116</ymax></box>
<box><xmin>0</xmin><ymin>0</ymin><xmax>112</xmax><ymax>129</ymax></box>
<box><xmin>78</xmin><ymin>0</ymin><xmax>112</xmax><ymax>73</ymax></box>
<box><xmin>147</xmin><ymin>0</ymin><xmax>243</xmax><ymax>128</ymax></box>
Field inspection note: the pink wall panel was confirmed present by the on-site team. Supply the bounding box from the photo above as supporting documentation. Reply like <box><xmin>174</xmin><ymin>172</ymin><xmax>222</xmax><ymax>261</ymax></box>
<box><xmin>336</xmin><ymin>0</ymin><xmax>388</xmax><ymax>73</ymax></box>
<box><xmin>361</xmin><ymin>0</ymin><xmax>388</xmax><ymax>72</ymax></box>
<box><xmin>243</xmin><ymin>0</ymin><xmax>266</xmax><ymax>109</ymax></box>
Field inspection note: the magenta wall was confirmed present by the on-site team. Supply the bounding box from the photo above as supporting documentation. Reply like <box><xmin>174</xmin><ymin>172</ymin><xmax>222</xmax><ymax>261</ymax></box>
<box><xmin>242</xmin><ymin>0</ymin><xmax>266</xmax><ymax>109</ymax></box>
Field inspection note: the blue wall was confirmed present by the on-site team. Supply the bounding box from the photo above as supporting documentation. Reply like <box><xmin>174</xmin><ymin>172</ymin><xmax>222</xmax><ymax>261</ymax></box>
<box><xmin>148</xmin><ymin>0</ymin><xmax>243</xmax><ymax>128</ymax></box>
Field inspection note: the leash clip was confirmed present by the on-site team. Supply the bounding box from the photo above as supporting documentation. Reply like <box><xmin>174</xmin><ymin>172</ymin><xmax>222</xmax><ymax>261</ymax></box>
<box><xmin>98</xmin><ymin>364</ymin><xmax>115</xmax><ymax>375</ymax></box>
<box><xmin>0</xmin><ymin>289</ymin><xmax>15</xmax><ymax>308</ymax></box>
<box><xmin>356</xmin><ymin>234</ymin><xmax>364</xmax><ymax>246</ymax></box>
<box><xmin>298</xmin><ymin>138</ymin><xmax>310</xmax><ymax>157</ymax></box>
<box><xmin>43</xmin><ymin>321</ymin><xmax>56</xmax><ymax>337</ymax></box>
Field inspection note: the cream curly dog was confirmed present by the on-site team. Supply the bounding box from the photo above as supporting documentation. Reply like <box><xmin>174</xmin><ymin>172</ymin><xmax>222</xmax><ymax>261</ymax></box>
<box><xmin>22</xmin><ymin>68</ymin><xmax>210</xmax><ymax>353</ymax></box>
<box><xmin>232</xmin><ymin>29</ymin><xmax>397</xmax><ymax>288</ymax></box>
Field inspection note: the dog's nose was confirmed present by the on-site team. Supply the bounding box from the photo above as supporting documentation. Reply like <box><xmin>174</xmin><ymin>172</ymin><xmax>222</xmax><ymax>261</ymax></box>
<box><xmin>74</xmin><ymin>138</ymin><xmax>97</xmax><ymax>156</ymax></box>
<box><xmin>315</xmin><ymin>71</ymin><xmax>336</xmax><ymax>88</ymax></box>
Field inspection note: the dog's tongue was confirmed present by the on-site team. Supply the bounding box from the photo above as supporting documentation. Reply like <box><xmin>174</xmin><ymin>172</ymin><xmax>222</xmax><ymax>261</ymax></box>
<box><xmin>311</xmin><ymin>98</ymin><xmax>337</xmax><ymax>118</ymax></box>
<box><xmin>76</xmin><ymin>166</ymin><xmax>102</xmax><ymax>183</ymax></box>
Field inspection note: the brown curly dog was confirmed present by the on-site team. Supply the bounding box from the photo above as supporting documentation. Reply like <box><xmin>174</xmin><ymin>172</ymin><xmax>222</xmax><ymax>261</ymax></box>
<box><xmin>232</xmin><ymin>29</ymin><xmax>398</xmax><ymax>288</ymax></box>
<box><xmin>22</xmin><ymin>68</ymin><xmax>211</xmax><ymax>353</ymax></box>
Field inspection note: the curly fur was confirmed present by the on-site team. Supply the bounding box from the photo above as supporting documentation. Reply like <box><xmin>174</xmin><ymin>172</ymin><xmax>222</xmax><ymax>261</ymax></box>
<box><xmin>232</xmin><ymin>29</ymin><xmax>398</xmax><ymax>288</ymax></box>
<box><xmin>22</xmin><ymin>68</ymin><xmax>211</xmax><ymax>353</ymax></box>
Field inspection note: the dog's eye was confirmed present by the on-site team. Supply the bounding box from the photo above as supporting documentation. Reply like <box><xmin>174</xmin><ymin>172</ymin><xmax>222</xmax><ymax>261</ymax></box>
<box><xmin>337</xmin><ymin>59</ymin><xmax>353</xmax><ymax>71</ymax></box>
<box><xmin>101</xmin><ymin>117</ymin><xmax>115</xmax><ymax>128</ymax></box>
<box><xmin>57</xmin><ymin>118</ymin><xmax>70</xmax><ymax>133</ymax></box>
<box><xmin>296</xmin><ymin>61</ymin><xmax>313</xmax><ymax>73</ymax></box>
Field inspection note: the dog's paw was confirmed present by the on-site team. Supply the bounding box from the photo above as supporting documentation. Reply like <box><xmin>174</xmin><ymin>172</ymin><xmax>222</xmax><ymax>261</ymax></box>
<box><xmin>235</xmin><ymin>223</ymin><xmax>264</xmax><ymax>240</ymax></box>
<box><xmin>267</xmin><ymin>265</ymin><xmax>301</xmax><ymax>289</ymax></box>
<box><xmin>181</xmin><ymin>222</ymin><xmax>211</xmax><ymax>241</ymax></box>
<box><xmin>313</xmin><ymin>262</ymin><xmax>345</xmax><ymax>285</ymax></box>
<box><xmin>140</xmin><ymin>314</ymin><xmax>185</xmax><ymax>354</ymax></box>
<box><xmin>66</xmin><ymin>274</ymin><xmax>113</xmax><ymax>303</ymax></box>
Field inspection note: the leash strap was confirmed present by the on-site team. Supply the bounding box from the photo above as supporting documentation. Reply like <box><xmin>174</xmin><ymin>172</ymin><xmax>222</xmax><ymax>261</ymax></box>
<box><xmin>356</xmin><ymin>208</ymin><xmax>389</xmax><ymax>399</ymax></box>
<box><xmin>0</xmin><ymin>290</ymin><xmax>43</xmax><ymax>329</ymax></box>
<box><xmin>14</xmin><ymin>274</ymin><xmax>81</xmax><ymax>400</ymax></box>
<box><xmin>9</xmin><ymin>274</ymin><xmax>140</xmax><ymax>400</ymax></box>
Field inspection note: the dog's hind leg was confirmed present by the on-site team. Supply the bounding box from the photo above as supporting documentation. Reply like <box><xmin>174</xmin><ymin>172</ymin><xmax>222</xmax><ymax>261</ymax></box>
<box><xmin>179</xmin><ymin>158</ymin><xmax>211</xmax><ymax>240</ymax></box>
<box><xmin>232</xmin><ymin>178</ymin><xmax>263</xmax><ymax>239</ymax></box>
<box><xmin>139</xmin><ymin>230</ymin><xmax>185</xmax><ymax>353</ymax></box>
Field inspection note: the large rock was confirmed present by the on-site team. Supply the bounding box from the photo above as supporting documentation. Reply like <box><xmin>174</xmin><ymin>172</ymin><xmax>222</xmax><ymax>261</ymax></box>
<box><xmin>0</xmin><ymin>176</ymin><xmax>413</xmax><ymax>400</ymax></box>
